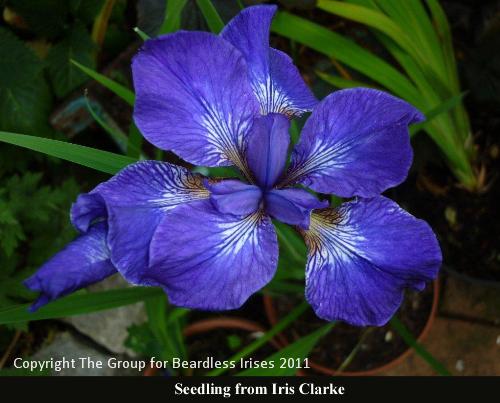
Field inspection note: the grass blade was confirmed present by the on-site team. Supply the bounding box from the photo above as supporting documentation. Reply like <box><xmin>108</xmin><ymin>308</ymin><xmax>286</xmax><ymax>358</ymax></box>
<box><xmin>316</xmin><ymin>70</ymin><xmax>375</xmax><ymax>89</ymax></box>
<box><xmin>71</xmin><ymin>59</ymin><xmax>135</xmax><ymax>106</ymax></box>
<box><xmin>0</xmin><ymin>131</ymin><xmax>136</xmax><ymax>175</ymax></box>
<box><xmin>410</xmin><ymin>92</ymin><xmax>466</xmax><ymax>135</ymax></box>
<box><xmin>390</xmin><ymin>316</ymin><xmax>451</xmax><ymax>375</ymax></box>
<box><xmin>206</xmin><ymin>302</ymin><xmax>309</xmax><ymax>376</ymax></box>
<box><xmin>84</xmin><ymin>93</ymin><xmax>129</xmax><ymax>153</ymax></box>
<box><xmin>271</xmin><ymin>11</ymin><xmax>420</xmax><ymax>104</ymax></box>
<box><xmin>237</xmin><ymin>323</ymin><xmax>335</xmax><ymax>376</ymax></box>
<box><xmin>196</xmin><ymin>0</ymin><xmax>225</xmax><ymax>34</ymax></box>
<box><xmin>159</xmin><ymin>0</ymin><xmax>188</xmax><ymax>34</ymax></box>
<box><xmin>0</xmin><ymin>287</ymin><xmax>163</xmax><ymax>325</ymax></box>
<box><xmin>127</xmin><ymin>123</ymin><xmax>144</xmax><ymax>159</ymax></box>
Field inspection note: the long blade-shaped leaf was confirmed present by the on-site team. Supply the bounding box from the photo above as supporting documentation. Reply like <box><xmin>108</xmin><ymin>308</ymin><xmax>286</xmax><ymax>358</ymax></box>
<box><xmin>206</xmin><ymin>302</ymin><xmax>309</xmax><ymax>376</ymax></box>
<box><xmin>237</xmin><ymin>323</ymin><xmax>335</xmax><ymax>376</ymax></box>
<box><xmin>0</xmin><ymin>287</ymin><xmax>163</xmax><ymax>325</ymax></box>
<box><xmin>271</xmin><ymin>11</ymin><xmax>420</xmax><ymax>104</ymax></box>
<box><xmin>390</xmin><ymin>316</ymin><xmax>451</xmax><ymax>375</ymax></box>
<box><xmin>0</xmin><ymin>131</ymin><xmax>135</xmax><ymax>175</ymax></box>
<box><xmin>410</xmin><ymin>92</ymin><xmax>466</xmax><ymax>135</ymax></box>
<box><xmin>196</xmin><ymin>0</ymin><xmax>225</xmax><ymax>34</ymax></box>
<box><xmin>71</xmin><ymin>60</ymin><xmax>135</xmax><ymax>106</ymax></box>
<box><xmin>159</xmin><ymin>0</ymin><xmax>188</xmax><ymax>34</ymax></box>
<box><xmin>316</xmin><ymin>70</ymin><xmax>375</xmax><ymax>89</ymax></box>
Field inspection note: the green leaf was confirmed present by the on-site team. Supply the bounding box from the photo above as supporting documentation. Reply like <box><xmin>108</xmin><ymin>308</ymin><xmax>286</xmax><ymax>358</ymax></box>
<box><xmin>318</xmin><ymin>0</ymin><xmax>444</xmax><ymax>86</ymax></box>
<box><xmin>70</xmin><ymin>0</ymin><xmax>104</xmax><ymax>24</ymax></box>
<box><xmin>127</xmin><ymin>123</ymin><xmax>144</xmax><ymax>159</ymax></box>
<box><xmin>0</xmin><ymin>287</ymin><xmax>163</xmax><ymax>325</ymax></box>
<box><xmin>196</xmin><ymin>0</ymin><xmax>225</xmax><ymax>34</ymax></box>
<box><xmin>0</xmin><ymin>131</ymin><xmax>136</xmax><ymax>175</ymax></box>
<box><xmin>390</xmin><ymin>316</ymin><xmax>451</xmax><ymax>376</ymax></box>
<box><xmin>316</xmin><ymin>70</ymin><xmax>375</xmax><ymax>89</ymax></box>
<box><xmin>206</xmin><ymin>302</ymin><xmax>309</xmax><ymax>376</ymax></box>
<box><xmin>271</xmin><ymin>11</ymin><xmax>420</xmax><ymax>104</ymax></box>
<box><xmin>71</xmin><ymin>59</ymin><xmax>135</xmax><ymax>106</ymax></box>
<box><xmin>410</xmin><ymin>92</ymin><xmax>467</xmax><ymax>135</ymax></box>
<box><xmin>47</xmin><ymin>22</ymin><xmax>96</xmax><ymax>98</ymax></box>
<box><xmin>0</xmin><ymin>27</ymin><xmax>53</xmax><ymax>135</ymax></box>
<box><xmin>84</xmin><ymin>94</ymin><xmax>128</xmax><ymax>153</ymax></box>
<box><xmin>145</xmin><ymin>295</ymin><xmax>187</xmax><ymax>362</ymax></box>
<box><xmin>159</xmin><ymin>0</ymin><xmax>188</xmax><ymax>34</ymax></box>
<box><xmin>274</xmin><ymin>221</ymin><xmax>306</xmax><ymax>265</ymax></box>
<box><xmin>237</xmin><ymin>323</ymin><xmax>335</xmax><ymax>376</ymax></box>
<box><xmin>9</xmin><ymin>0</ymin><xmax>69</xmax><ymax>39</ymax></box>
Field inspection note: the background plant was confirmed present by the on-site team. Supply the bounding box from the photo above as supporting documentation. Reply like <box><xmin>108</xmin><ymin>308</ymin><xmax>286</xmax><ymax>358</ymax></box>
<box><xmin>272</xmin><ymin>0</ymin><xmax>480</xmax><ymax>191</ymax></box>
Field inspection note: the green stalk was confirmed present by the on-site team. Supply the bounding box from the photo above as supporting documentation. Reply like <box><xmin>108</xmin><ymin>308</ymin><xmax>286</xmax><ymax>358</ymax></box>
<box><xmin>206</xmin><ymin>302</ymin><xmax>309</xmax><ymax>376</ymax></box>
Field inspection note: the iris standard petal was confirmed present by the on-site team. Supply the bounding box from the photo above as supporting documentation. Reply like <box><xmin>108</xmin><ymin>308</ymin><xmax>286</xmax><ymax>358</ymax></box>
<box><xmin>302</xmin><ymin>196</ymin><xmax>441</xmax><ymax>326</ymax></box>
<box><xmin>246</xmin><ymin>114</ymin><xmax>290</xmax><ymax>189</ymax></box>
<box><xmin>24</xmin><ymin>223</ymin><xmax>117</xmax><ymax>311</ymax></box>
<box><xmin>71</xmin><ymin>161</ymin><xmax>209</xmax><ymax>284</ymax></box>
<box><xmin>132</xmin><ymin>31</ymin><xmax>259</xmax><ymax>172</ymax></box>
<box><xmin>286</xmin><ymin>89</ymin><xmax>424</xmax><ymax>197</ymax></box>
<box><xmin>221</xmin><ymin>5</ymin><xmax>317</xmax><ymax>116</ymax></box>
<box><xmin>147</xmin><ymin>199</ymin><xmax>278</xmax><ymax>310</ymax></box>
<box><xmin>206</xmin><ymin>179</ymin><xmax>262</xmax><ymax>216</ymax></box>
<box><xmin>265</xmin><ymin>188</ymin><xmax>328</xmax><ymax>229</ymax></box>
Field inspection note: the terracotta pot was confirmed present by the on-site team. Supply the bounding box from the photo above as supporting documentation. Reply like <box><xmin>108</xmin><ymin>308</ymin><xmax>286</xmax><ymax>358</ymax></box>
<box><xmin>144</xmin><ymin>316</ymin><xmax>281</xmax><ymax>376</ymax></box>
<box><xmin>263</xmin><ymin>279</ymin><xmax>440</xmax><ymax>376</ymax></box>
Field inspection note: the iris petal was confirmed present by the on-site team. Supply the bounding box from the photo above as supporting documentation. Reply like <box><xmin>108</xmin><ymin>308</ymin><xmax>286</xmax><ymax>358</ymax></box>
<box><xmin>302</xmin><ymin>196</ymin><xmax>441</xmax><ymax>326</ymax></box>
<box><xmin>147</xmin><ymin>199</ymin><xmax>278</xmax><ymax>310</ymax></box>
<box><xmin>71</xmin><ymin>161</ymin><xmax>209</xmax><ymax>284</ymax></box>
<box><xmin>265</xmin><ymin>188</ymin><xmax>328</xmax><ymax>229</ymax></box>
<box><xmin>287</xmin><ymin>89</ymin><xmax>424</xmax><ymax>197</ymax></box>
<box><xmin>246</xmin><ymin>114</ymin><xmax>290</xmax><ymax>189</ymax></box>
<box><xmin>24</xmin><ymin>223</ymin><xmax>117</xmax><ymax>311</ymax></box>
<box><xmin>132</xmin><ymin>31</ymin><xmax>259</xmax><ymax>172</ymax></box>
<box><xmin>206</xmin><ymin>179</ymin><xmax>262</xmax><ymax>216</ymax></box>
<box><xmin>221</xmin><ymin>5</ymin><xmax>317</xmax><ymax>116</ymax></box>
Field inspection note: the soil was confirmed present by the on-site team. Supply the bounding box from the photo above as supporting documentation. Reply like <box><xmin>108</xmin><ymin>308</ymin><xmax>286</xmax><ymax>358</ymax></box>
<box><xmin>269</xmin><ymin>284</ymin><xmax>434</xmax><ymax>373</ymax></box>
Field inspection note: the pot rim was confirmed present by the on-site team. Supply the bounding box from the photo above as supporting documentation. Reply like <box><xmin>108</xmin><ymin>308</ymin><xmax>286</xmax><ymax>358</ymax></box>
<box><xmin>263</xmin><ymin>278</ymin><xmax>440</xmax><ymax>376</ymax></box>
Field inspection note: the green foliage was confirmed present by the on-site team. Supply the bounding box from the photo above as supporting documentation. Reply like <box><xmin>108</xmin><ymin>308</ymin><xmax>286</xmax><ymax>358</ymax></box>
<box><xmin>206</xmin><ymin>302</ymin><xmax>309</xmax><ymax>376</ymax></box>
<box><xmin>237</xmin><ymin>323</ymin><xmax>335</xmax><ymax>376</ymax></box>
<box><xmin>0</xmin><ymin>131</ymin><xmax>136</xmax><ymax>175</ymax></box>
<box><xmin>71</xmin><ymin>60</ymin><xmax>135</xmax><ymax>106</ymax></box>
<box><xmin>145</xmin><ymin>295</ymin><xmax>187</xmax><ymax>362</ymax></box>
<box><xmin>0</xmin><ymin>28</ymin><xmax>53</xmax><ymax>135</ymax></box>
<box><xmin>125</xmin><ymin>296</ymin><xmax>188</xmax><ymax>374</ymax></box>
<box><xmin>159</xmin><ymin>0</ymin><xmax>189</xmax><ymax>34</ymax></box>
<box><xmin>125</xmin><ymin>323</ymin><xmax>165</xmax><ymax>358</ymax></box>
<box><xmin>0</xmin><ymin>287</ymin><xmax>163</xmax><ymax>325</ymax></box>
<box><xmin>274</xmin><ymin>0</ymin><xmax>478</xmax><ymax>190</ymax></box>
<box><xmin>227</xmin><ymin>335</ymin><xmax>243</xmax><ymax>351</ymax></box>
<box><xmin>70</xmin><ymin>0</ymin><xmax>105</xmax><ymax>24</ymax></box>
<box><xmin>47</xmin><ymin>23</ymin><xmax>96</xmax><ymax>98</ymax></box>
<box><xmin>7</xmin><ymin>0</ymin><xmax>71</xmax><ymax>39</ymax></box>
<box><xmin>0</xmin><ymin>173</ymin><xmax>79</xmax><ymax>305</ymax></box>
<box><xmin>196</xmin><ymin>0</ymin><xmax>225</xmax><ymax>34</ymax></box>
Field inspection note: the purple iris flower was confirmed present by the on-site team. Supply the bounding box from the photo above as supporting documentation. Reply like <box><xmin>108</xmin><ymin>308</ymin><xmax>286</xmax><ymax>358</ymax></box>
<box><xmin>24</xmin><ymin>5</ymin><xmax>441</xmax><ymax>326</ymax></box>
